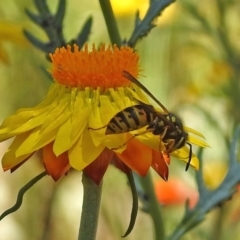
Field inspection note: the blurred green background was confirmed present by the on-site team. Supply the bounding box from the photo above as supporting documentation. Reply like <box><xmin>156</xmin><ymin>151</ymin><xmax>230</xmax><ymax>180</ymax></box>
<box><xmin>1</xmin><ymin>0</ymin><xmax>240</xmax><ymax>239</ymax></box>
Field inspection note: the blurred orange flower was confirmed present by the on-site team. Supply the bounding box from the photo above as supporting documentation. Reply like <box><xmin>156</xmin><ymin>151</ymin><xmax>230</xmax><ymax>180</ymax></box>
<box><xmin>155</xmin><ymin>178</ymin><xmax>198</xmax><ymax>208</ymax></box>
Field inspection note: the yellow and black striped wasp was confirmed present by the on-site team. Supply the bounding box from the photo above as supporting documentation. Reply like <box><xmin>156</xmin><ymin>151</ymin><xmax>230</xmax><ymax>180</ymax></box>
<box><xmin>92</xmin><ymin>71</ymin><xmax>192</xmax><ymax>170</ymax></box>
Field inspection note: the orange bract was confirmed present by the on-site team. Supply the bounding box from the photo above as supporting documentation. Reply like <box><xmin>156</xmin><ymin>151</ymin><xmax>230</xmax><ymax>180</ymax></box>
<box><xmin>49</xmin><ymin>44</ymin><xmax>140</xmax><ymax>89</ymax></box>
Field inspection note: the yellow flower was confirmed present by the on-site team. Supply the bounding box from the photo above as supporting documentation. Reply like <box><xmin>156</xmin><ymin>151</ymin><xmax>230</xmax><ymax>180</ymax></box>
<box><xmin>111</xmin><ymin>0</ymin><xmax>177</xmax><ymax>26</ymax></box>
<box><xmin>203</xmin><ymin>162</ymin><xmax>227</xmax><ymax>190</ymax></box>
<box><xmin>111</xmin><ymin>0</ymin><xmax>147</xmax><ymax>16</ymax></box>
<box><xmin>0</xmin><ymin>44</ymin><xmax>207</xmax><ymax>184</ymax></box>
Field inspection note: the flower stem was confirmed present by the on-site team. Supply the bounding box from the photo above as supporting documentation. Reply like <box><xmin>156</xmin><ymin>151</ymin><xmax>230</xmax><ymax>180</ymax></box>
<box><xmin>98</xmin><ymin>0</ymin><xmax>122</xmax><ymax>46</ymax></box>
<box><xmin>78</xmin><ymin>173</ymin><xmax>103</xmax><ymax>240</ymax></box>
<box><xmin>140</xmin><ymin>171</ymin><xmax>165</xmax><ymax>240</ymax></box>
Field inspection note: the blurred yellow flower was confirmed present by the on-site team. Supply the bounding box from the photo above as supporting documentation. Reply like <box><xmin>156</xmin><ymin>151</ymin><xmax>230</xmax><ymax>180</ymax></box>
<box><xmin>111</xmin><ymin>0</ymin><xmax>148</xmax><ymax>16</ymax></box>
<box><xmin>0</xmin><ymin>21</ymin><xmax>28</xmax><ymax>64</ymax></box>
<box><xmin>111</xmin><ymin>0</ymin><xmax>177</xmax><ymax>25</ymax></box>
<box><xmin>203</xmin><ymin>161</ymin><xmax>228</xmax><ymax>189</ymax></box>
<box><xmin>208</xmin><ymin>61</ymin><xmax>232</xmax><ymax>85</ymax></box>
<box><xmin>0</xmin><ymin>43</ymin><xmax>207</xmax><ymax>184</ymax></box>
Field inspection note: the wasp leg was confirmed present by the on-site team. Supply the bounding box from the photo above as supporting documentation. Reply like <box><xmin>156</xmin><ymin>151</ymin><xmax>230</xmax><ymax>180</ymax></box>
<box><xmin>157</xmin><ymin>126</ymin><xmax>169</xmax><ymax>151</ymax></box>
<box><xmin>157</xmin><ymin>125</ymin><xmax>172</xmax><ymax>152</ymax></box>
<box><xmin>111</xmin><ymin>129</ymin><xmax>153</xmax><ymax>150</ymax></box>
<box><xmin>160</xmin><ymin>129</ymin><xmax>174</xmax><ymax>164</ymax></box>
<box><xmin>185</xmin><ymin>143</ymin><xmax>192</xmax><ymax>171</ymax></box>
<box><xmin>164</xmin><ymin>139</ymin><xmax>175</xmax><ymax>153</ymax></box>
<box><xmin>88</xmin><ymin>125</ymin><xmax>107</xmax><ymax>131</ymax></box>
<box><xmin>159</xmin><ymin>125</ymin><xmax>169</xmax><ymax>140</ymax></box>
<box><xmin>162</xmin><ymin>151</ymin><xmax>170</xmax><ymax>164</ymax></box>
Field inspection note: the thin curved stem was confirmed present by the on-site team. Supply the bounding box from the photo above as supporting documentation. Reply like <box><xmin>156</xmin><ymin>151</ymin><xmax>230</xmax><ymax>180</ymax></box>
<box><xmin>0</xmin><ymin>171</ymin><xmax>47</xmax><ymax>221</ymax></box>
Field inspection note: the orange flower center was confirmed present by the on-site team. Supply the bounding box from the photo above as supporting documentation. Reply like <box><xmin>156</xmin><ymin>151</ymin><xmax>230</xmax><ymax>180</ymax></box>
<box><xmin>49</xmin><ymin>44</ymin><xmax>139</xmax><ymax>89</ymax></box>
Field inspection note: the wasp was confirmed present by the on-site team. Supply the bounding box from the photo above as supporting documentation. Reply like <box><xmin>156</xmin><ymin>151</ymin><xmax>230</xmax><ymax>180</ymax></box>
<box><xmin>125</xmin><ymin>71</ymin><xmax>192</xmax><ymax>170</ymax></box>
<box><xmin>90</xmin><ymin>71</ymin><xmax>192</xmax><ymax>170</ymax></box>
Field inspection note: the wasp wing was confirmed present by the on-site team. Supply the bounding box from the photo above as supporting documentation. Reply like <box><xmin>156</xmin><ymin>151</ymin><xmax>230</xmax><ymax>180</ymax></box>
<box><xmin>122</xmin><ymin>71</ymin><xmax>169</xmax><ymax>112</ymax></box>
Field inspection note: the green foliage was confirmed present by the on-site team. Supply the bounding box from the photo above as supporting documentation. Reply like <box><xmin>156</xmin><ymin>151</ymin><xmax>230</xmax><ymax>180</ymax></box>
<box><xmin>24</xmin><ymin>0</ymin><xmax>93</xmax><ymax>54</ymax></box>
<box><xmin>126</xmin><ymin>0</ymin><xmax>175</xmax><ymax>47</ymax></box>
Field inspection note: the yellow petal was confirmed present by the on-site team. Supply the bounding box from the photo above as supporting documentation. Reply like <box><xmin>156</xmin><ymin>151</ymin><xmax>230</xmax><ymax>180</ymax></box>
<box><xmin>70</xmin><ymin>91</ymin><xmax>92</xmax><ymax>139</ymax></box>
<box><xmin>0</xmin><ymin>85</ymin><xmax>59</xmax><ymax>141</ymax></box>
<box><xmin>109</xmin><ymin>88</ymin><xmax>130</xmax><ymax>109</ymax></box>
<box><xmin>7</xmin><ymin>112</ymin><xmax>48</xmax><ymax>135</ymax></box>
<box><xmin>104</xmin><ymin>134</ymin><xmax>128</xmax><ymax>152</ymax></box>
<box><xmin>15</xmin><ymin>128</ymin><xmax>41</xmax><ymax>157</ymax></box>
<box><xmin>135</xmin><ymin>131</ymin><xmax>161</xmax><ymax>151</ymax></box>
<box><xmin>2</xmin><ymin>132</ymin><xmax>33</xmax><ymax>169</ymax></box>
<box><xmin>0</xmin><ymin>109</ymin><xmax>48</xmax><ymax>140</ymax></box>
<box><xmin>53</xmin><ymin>117</ymin><xmax>78</xmax><ymax>156</ymax></box>
<box><xmin>40</xmin><ymin>90</ymin><xmax>69</xmax><ymax>132</ymax></box>
<box><xmin>184</xmin><ymin>126</ymin><xmax>205</xmax><ymax>138</ymax></box>
<box><xmin>88</xmin><ymin>94</ymin><xmax>120</xmax><ymax>146</ymax></box>
<box><xmin>0</xmin><ymin>84</ymin><xmax>58</xmax><ymax>129</ymax></box>
<box><xmin>126</xmin><ymin>86</ymin><xmax>149</xmax><ymax>103</ymax></box>
<box><xmin>116</xmin><ymin>87</ymin><xmax>132</xmax><ymax>106</ymax></box>
<box><xmin>99</xmin><ymin>95</ymin><xmax>119</xmax><ymax>125</ymax></box>
<box><xmin>88</xmin><ymin>104</ymin><xmax>105</xmax><ymax>145</ymax></box>
<box><xmin>33</xmin><ymin>101</ymin><xmax>72</xmax><ymax>151</ymax></box>
<box><xmin>15</xmin><ymin>126</ymin><xmax>57</xmax><ymax>157</ymax></box>
<box><xmin>32</xmin><ymin>126</ymin><xmax>60</xmax><ymax>154</ymax></box>
<box><xmin>188</xmin><ymin>135</ymin><xmax>210</xmax><ymax>148</ymax></box>
<box><xmin>68</xmin><ymin>129</ymin><xmax>105</xmax><ymax>170</ymax></box>
<box><xmin>188</xmin><ymin>154</ymin><xmax>199</xmax><ymax>170</ymax></box>
<box><xmin>171</xmin><ymin>146</ymin><xmax>199</xmax><ymax>170</ymax></box>
<box><xmin>53</xmin><ymin>106</ymin><xmax>91</xmax><ymax>156</ymax></box>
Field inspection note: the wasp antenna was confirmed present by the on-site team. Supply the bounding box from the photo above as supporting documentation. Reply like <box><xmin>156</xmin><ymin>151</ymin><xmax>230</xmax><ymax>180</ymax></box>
<box><xmin>185</xmin><ymin>142</ymin><xmax>192</xmax><ymax>171</ymax></box>
<box><xmin>122</xmin><ymin>71</ymin><xmax>169</xmax><ymax>113</ymax></box>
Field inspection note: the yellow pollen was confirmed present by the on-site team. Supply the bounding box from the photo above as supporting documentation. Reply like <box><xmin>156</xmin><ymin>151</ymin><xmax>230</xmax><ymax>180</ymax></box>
<box><xmin>49</xmin><ymin>44</ymin><xmax>140</xmax><ymax>89</ymax></box>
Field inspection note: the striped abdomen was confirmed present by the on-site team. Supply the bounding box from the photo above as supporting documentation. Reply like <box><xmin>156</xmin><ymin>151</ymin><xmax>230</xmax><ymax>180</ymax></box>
<box><xmin>106</xmin><ymin>105</ymin><xmax>155</xmax><ymax>134</ymax></box>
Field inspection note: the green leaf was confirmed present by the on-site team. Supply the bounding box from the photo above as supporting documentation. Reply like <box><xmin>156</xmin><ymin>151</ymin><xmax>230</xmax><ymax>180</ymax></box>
<box><xmin>73</xmin><ymin>17</ymin><xmax>93</xmax><ymax>47</ymax></box>
<box><xmin>127</xmin><ymin>0</ymin><xmax>175</xmax><ymax>47</ymax></box>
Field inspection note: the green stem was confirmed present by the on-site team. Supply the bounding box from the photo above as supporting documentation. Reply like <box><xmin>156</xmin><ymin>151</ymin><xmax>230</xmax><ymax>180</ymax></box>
<box><xmin>98</xmin><ymin>0</ymin><xmax>122</xmax><ymax>46</ymax></box>
<box><xmin>78</xmin><ymin>173</ymin><xmax>103</xmax><ymax>240</ymax></box>
<box><xmin>140</xmin><ymin>171</ymin><xmax>165</xmax><ymax>240</ymax></box>
<box><xmin>210</xmin><ymin>207</ymin><xmax>225</xmax><ymax>240</ymax></box>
